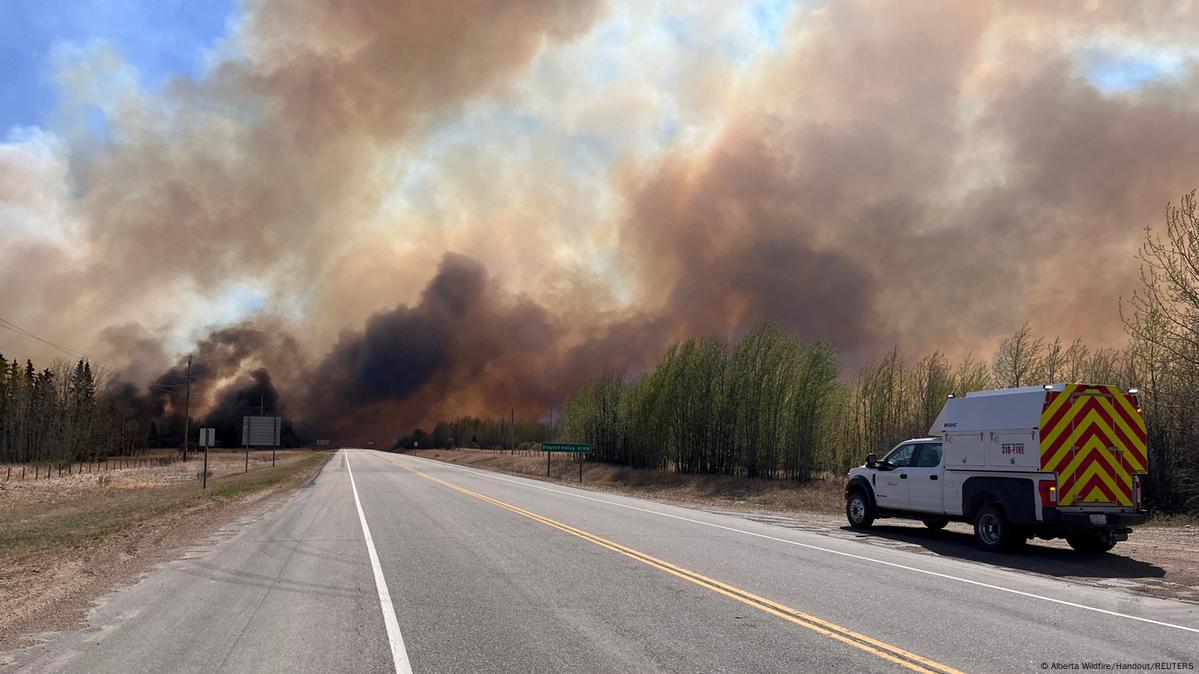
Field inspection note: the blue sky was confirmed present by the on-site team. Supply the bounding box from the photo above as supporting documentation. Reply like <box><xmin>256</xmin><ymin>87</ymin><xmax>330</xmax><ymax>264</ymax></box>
<box><xmin>3</xmin><ymin>0</ymin><xmax>1187</xmax><ymax>139</ymax></box>
<box><xmin>0</xmin><ymin>0</ymin><xmax>238</xmax><ymax>132</ymax></box>
<box><xmin>1081</xmin><ymin>49</ymin><xmax>1188</xmax><ymax>94</ymax></box>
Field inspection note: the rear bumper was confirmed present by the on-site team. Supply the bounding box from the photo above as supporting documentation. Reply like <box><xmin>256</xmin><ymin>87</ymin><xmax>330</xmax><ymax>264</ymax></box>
<box><xmin>1041</xmin><ymin>509</ymin><xmax>1147</xmax><ymax>530</ymax></box>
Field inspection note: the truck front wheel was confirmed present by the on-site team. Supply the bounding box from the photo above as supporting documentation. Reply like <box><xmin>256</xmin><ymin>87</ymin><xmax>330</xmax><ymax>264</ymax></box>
<box><xmin>922</xmin><ymin>518</ymin><xmax>948</xmax><ymax>531</ymax></box>
<box><xmin>846</xmin><ymin>490</ymin><xmax>875</xmax><ymax>529</ymax></box>
<box><xmin>973</xmin><ymin>504</ymin><xmax>1020</xmax><ymax>552</ymax></box>
<box><xmin>1066</xmin><ymin>531</ymin><xmax>1118</xmax><ymax>554</ymax></box>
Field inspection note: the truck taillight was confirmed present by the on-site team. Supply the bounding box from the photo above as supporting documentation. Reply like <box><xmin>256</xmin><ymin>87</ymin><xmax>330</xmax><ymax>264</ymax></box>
<box><xmin>1134</xmin><ymin>474</ymin><xmax>1144</xmax><ymax>511</ymax></box>
<box><xmin>1038</xmin><ymin>479</ymin><xmax>1057</xmax><ymax>507</ymax></box>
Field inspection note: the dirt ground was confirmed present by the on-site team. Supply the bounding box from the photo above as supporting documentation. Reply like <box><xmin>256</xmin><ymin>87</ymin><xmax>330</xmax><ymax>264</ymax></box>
<box><xmin>410</xmin><ymin>449</ymin><xmax>1199</xmax><ymax>605</ymax></box>
<box><xmin>0</xmin><ymin>450</ymin><xmax>330</xmax><ymax>655</ymax></box>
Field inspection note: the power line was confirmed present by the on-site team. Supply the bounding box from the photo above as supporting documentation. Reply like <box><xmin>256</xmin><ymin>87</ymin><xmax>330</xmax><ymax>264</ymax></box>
<box><xmin>0</xmin><ymin>317</ymin><xmax>212</xmax><ymax>399</ymax></box>
<box><xmin>0</xmin><ymin>316</ymin><xmax>90</xmax><ymax>361</ymax></box>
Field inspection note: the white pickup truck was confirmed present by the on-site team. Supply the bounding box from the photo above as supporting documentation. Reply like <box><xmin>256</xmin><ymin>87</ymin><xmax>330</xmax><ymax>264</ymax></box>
<box><xmin>844</xmin><ymin>384</ymin><xmax>1148</xmax><ymax>552</ymax></box>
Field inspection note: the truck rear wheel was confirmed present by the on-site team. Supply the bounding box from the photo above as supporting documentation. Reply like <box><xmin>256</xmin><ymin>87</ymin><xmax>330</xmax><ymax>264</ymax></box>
<box><xmin>973</xmin><ymin>505</ymin><xmax>1019</xmax><ymax>552</ymax></box>
<box><xmin>846</xmin><ymin>490</ymin><xmax>875</xmax><ymax>529</ymax></box>
<box><xmin>1066</xmin><ymin>531</ymin><xmax>1118</xmax><ymax>554</ymax></box>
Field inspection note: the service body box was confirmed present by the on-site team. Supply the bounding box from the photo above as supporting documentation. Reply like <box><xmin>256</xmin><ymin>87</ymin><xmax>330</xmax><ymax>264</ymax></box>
<box><xmin>933</xmin><ymin>386</ymin><xmax>1047</xmax><ymax>472</ymax></box>
<box><xmin>930</xmin><ymin>384</ymin><xmax>1147</xmax><ymax>508</ymax></box>
<box><xmin>988</xmin><ymin>430</ymin><xmax>1040</xmax><ymax>470</ymax></box>
<box><xmin>944</xmin><ymin>432</ymin><xmax>987</xmax><ymax>468</ymax></box>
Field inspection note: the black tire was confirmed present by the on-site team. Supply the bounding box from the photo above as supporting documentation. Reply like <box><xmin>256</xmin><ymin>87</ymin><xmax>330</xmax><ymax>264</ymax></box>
<box><xmin>846</xmin><ymin>490</ymin><xmax>875</xmax><ymax>529</ymax></box>
<box><xmin>1066</xmin><ymin>531</ymin><xmax>1118</xmax><ymax>554</ymax></box>
<box><xmin>922</xmin><ymin>518</ymin><xmax>949</xmax><ymax>531</ymax></box>
<box><xmin>973</xmin><ymin>504</ymin><xmax>1018</xmax><ymax>552</ymax></box>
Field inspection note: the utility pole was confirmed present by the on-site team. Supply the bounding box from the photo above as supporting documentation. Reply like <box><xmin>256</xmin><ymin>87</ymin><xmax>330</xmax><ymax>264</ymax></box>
<box><xmin>182</xmin><ymin>356</ymin><xmax>191</xmax><ymax>462</ymax></box>
<box><xmin>510</xmin><ymin>407</ymin><xmax>515</xmax><ymax>455</ymax></box>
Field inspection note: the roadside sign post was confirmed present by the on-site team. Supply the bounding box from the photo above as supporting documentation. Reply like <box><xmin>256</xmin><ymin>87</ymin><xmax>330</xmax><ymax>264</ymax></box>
<box><xmin>540</xmin><ymin>442</ymin><xmax>592</xmax><ymax>482</ymax></box>
<box><xmin>198</xmin><ymin>427</ymin><xmax>216</xmax><ymax>489</ymax></box>
<box><xmin>241</xmin><ymin>416</ymin><xmax>282</xmax><ymax>473</ymax></box>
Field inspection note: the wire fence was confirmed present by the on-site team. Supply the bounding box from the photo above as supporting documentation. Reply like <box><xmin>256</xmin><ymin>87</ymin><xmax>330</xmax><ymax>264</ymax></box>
<box><xmin>1</xmin><ymin>451</ymin><xmax>182</xmax><ymax>481</ymax></box>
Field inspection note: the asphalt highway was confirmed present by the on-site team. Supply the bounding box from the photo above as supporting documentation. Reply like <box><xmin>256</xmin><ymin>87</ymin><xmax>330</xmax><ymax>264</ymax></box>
<box><xmin>8</xmin><ymin>449</ymin><xmax>1198</xmax><ymax>673</ymax></box>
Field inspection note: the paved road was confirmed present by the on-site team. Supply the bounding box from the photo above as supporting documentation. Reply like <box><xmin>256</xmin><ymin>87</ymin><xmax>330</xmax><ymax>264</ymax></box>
<box><xmin>8</xmin><ymin>449</ymin><xmax>1198</xmax><ymax>673</ymax></box>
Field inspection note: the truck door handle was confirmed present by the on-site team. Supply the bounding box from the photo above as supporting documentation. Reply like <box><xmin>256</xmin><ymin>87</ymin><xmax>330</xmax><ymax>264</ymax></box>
<box><xmin>930</xmin><ymin>475</ymin><xmax>938</xmax><ymax>480</ymax></box>
<box><xmin>899</xmin><ymin>473</ymin><xmax>908</xmax><ymax>479</ymax></box>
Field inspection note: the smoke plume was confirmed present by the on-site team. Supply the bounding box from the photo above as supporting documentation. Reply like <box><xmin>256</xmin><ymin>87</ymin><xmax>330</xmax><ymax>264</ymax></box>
<box><xmin>4</xmin><ymin>0</ymin><xmax>1199</xmax><ymax>443</ymax></box>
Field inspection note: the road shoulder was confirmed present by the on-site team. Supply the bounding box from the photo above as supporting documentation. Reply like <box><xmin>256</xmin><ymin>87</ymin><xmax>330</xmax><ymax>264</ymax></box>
<box><xmin>0</xmin><ymin>451</ymin><xmax>330</xmax><ymax>658</ymax></box>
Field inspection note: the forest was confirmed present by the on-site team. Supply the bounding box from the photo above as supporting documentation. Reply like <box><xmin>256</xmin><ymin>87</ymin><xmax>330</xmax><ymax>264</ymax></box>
<box><xmin>0</xmin><ymin>357</ymin><xmax>155</xmax><ymax>465</ymax></box>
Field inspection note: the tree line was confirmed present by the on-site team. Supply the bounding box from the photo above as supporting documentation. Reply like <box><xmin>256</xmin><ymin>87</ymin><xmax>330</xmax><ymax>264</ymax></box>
<box><xmin>0</xmin><ymin>357</ymin><xmax>153</xmax><ymax>465</ymax></box>
<box><xmin>397</xmin><ymin>415</ymin><xmax>554</xmax><ymax>451</ymax></box>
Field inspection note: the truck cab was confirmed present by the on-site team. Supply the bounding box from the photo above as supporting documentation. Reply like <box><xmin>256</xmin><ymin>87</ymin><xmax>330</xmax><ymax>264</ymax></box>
<box><xmin>845</xmin><ymin>384</ymin><xmax>1149</xmax><ymax>553</ymax></box>
<box><xmin>852</xmin><ymin>439</ymin><xmax>945</xmax><ymax>514</ymax></box>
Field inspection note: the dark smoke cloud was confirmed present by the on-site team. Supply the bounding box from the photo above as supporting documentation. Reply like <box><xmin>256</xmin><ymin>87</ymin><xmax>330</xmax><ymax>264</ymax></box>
<box><xmin>144</xmin><ymin>324</ymin><xmax>304</xmax><ymax>418</ymax></box>
<box><xmin>201</xmin><ymin>369</ymin><xmax>283</xmax><ymax>447</ymax></box>
<box><xmin>299</xmin><ymin>254</ymin><xmax>559</xmax><ymax>441</ymax></box>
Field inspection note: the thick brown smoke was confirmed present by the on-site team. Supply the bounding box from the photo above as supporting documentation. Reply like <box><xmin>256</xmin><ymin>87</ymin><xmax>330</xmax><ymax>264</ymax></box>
<box><xmin>619</xmin><ymin>1</ymin><xmax>1199</xmax><ymax>364</ymax></box>
<box><xmin>4</xmin><ymin>0</ymin><xmax>1199</xmax><ymax>443</ymax></box>
<box><xmin>1</xmin><ymin>0</ymin><xmax>602</xmax><ymax>355</ymax></box>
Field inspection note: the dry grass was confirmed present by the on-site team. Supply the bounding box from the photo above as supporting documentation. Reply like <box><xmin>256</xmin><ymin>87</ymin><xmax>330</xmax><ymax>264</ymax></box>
<box><xmin>1144</xmin><ymin>511</ymin><xmax>1199</xmax><ymax>527</ymax></box>
<box><xmin>0</xmin><ymin>450</ymin><xmax>300</xmax><ymax>510</ymax></box>
<box><xmin>409</xmin><ymin>449</ymin><xmax>847</xmax><ymax>516</ymax></box>
<box><xmin>0</xmin><ymin>450</ymin><xmax>330</xmax><ymax>653</ymax></box>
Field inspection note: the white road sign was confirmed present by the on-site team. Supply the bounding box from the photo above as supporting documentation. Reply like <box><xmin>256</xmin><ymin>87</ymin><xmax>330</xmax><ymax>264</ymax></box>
<box><xmin>242</xmin><ymin>416</ymin><xmax>281</xmax><ymax>447</ymax></box>
<box><xmin>198</xmin><ymin>427</ymin><xmax>216</xmax><ymax>447</ymax></box>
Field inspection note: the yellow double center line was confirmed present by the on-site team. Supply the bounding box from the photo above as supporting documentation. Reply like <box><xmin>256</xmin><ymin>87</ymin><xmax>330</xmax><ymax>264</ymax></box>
<box><xmin>387</xmin><ymin>458</ymin><xmax>964</xmax><ymax>674</ymax></box>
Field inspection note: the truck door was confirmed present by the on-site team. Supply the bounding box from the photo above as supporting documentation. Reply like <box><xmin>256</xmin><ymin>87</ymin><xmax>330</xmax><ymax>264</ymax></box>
<box><xmin>907</xmin><ymin>442</ymin><xmax>944</xmax><ymax>513</ymax></box>
<box><xmin>874</xmin><ymin>443</ymin><xmax>916</xmax><ymax>510</ymax></box>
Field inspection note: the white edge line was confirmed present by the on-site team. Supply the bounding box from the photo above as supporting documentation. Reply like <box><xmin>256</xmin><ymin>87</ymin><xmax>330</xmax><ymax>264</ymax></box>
<box><xmin>403</xmin><ymin>453</ymin><xmax>1199</xmax><ymax>636</ymax></box>
<box><xmin>347</xmin><ymin>451</ymin><xmax>415</xmax><ymax>674</ymax></box>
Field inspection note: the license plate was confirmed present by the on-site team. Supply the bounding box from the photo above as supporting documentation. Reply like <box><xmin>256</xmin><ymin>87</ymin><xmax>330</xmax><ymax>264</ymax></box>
<box><xmin>1089</xmin><ymin>514</ymin><xmax>1107</xmax><ymax>525</ymax></box>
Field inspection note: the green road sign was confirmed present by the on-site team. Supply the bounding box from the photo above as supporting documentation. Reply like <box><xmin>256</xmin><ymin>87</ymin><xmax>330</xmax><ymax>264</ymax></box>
<box><xmin>541</xmin><ymin>442</ymin><xmax>592</xmax><ymax>453</ymax></box>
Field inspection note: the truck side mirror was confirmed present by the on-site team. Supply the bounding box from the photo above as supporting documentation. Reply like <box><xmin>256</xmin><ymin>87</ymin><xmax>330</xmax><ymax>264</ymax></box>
<box><xmin>865</xmin><ymin>452</ymin><xmax>876</xmax><ymax>468</ymax></box>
